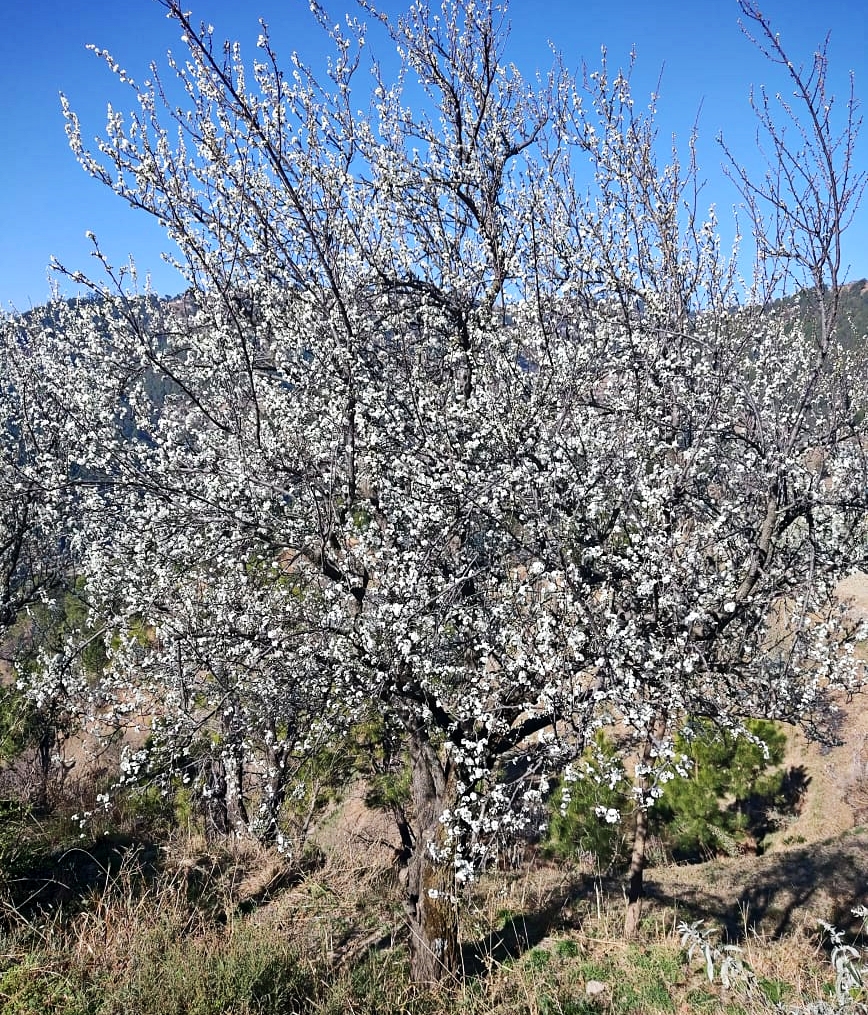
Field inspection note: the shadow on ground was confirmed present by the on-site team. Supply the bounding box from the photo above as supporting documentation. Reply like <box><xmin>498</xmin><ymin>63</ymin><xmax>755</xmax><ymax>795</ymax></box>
<box><xmin>644</xmin><ymin>827</ymin><xmax>868</xmax><ymax>941</ymax></box>
<box><xmin>458</xmin><ymin>825</ymin><xmax>868</xmax><ymax>975</ymax></box>
<box><xmin>462</xmin><ymin>889</ymin><xmax>572</xmax><ymax>975</ymax></box>
<box><xmin>1</xmin><ymin>831</ymin><xmax>162</xmax><ymax>920</ymax></box>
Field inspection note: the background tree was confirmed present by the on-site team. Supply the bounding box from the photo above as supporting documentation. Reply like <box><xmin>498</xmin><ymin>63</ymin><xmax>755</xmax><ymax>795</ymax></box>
<box><xmin>653</xmin><ymin>718</ymin><xmax>788</xmax><ymax>860</ymax></box>
<box><xmin>0</xmin><ymin>306</ymin><xmax>88</xmax><ymax>815</ymax></box>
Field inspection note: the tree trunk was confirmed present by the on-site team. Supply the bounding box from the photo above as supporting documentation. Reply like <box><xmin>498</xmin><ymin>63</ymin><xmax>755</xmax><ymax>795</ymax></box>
<box><xmin>624</xmin><ymin>799</ymin><xmax>649</xmax><ymax>939</ymax></box>
<box><xmin>34</xmin><ymin>722</ymin><xmax>56</xmax><ymax>812</ymax></box>
<box><xmin>256</xmin><ymin>740</ymin><xmax>288</xmax><ymax>846</ymax></box>
<box><xmin>405</xmin><ymin>729</ymin><xmax>459</xmax><ymax>983</ymax></box>
<box><xmin>203</xmin><ymin>747</ymin><xmax>250</xmax><ymax>840</ymax></box>
<box><xmin>203</xmin><ymin>753</ymin><xmax>230</xmax><ymax>839</ymax></box>
<box><xmin>225</xmin><ymin>746</ymin><xmax>249</xmax><ymax>831</ymax></box>
<box><xmin>624</xmin><ymin>717</ymin><xmax>664</xmax><ymax>939</ymax></box>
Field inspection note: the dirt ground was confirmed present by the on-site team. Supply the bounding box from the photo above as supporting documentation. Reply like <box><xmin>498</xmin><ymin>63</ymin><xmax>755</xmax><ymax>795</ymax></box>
<box><xmin>837</xmin><ymin>571</ymin><xmax>868</xmax><ymax>621</ymax></box>
<box><xmin>644</xmin><ymin>825</ymin><xmax>867</xmax><ymax>941</ymax></box>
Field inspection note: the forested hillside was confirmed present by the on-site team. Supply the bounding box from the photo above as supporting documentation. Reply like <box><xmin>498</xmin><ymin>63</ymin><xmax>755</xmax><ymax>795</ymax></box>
<box><xmin>778</xmin><ymin>278</ymin><xmax>868</xmax><ymax>352</ymax></box>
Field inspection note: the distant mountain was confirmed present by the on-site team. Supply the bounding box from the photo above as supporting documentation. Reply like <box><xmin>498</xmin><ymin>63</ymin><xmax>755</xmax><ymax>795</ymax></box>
<box><xmin>11</xmin><ymin>279</ymin><xmax>868</xmax><ymax>365</ymax></box>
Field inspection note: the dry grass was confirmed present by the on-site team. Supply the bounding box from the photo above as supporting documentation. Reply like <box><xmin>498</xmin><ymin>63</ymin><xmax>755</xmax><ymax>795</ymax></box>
<box><xmin>1</xmin><ymin>724</ymin><xmax>867</xmax><ymax>1015</ymax></box>
<box><xmin>0</xmin><ymin>826</ymin><xmax>863</xmax><ymax>1015</ymax></box>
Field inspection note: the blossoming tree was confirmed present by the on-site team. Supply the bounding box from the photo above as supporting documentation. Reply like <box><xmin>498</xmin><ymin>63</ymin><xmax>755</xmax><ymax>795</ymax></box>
<box><xmin>28</xmin><ymin>0</ymin><xmax>866</xmax><ymax>979</ymax></box>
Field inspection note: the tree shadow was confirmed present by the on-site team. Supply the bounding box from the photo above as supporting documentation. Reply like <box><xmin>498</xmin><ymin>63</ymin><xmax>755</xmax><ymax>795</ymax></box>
<box><xmin>741</xmin><ymin>764</ymin><xmax>812</xmax><ymax>855</ymax></box>
<box><xmin>1</xmin><ymin>831</ymin><xmax>162</xmax><ymax>922</ymax></box>
<box><xmin>643</xmin><ymin>828</ymin><xmax>868</xmax><ymax>943</ymax></box>
<box><xmin>778</xmin><ymin>764</ymin><xmax>812</xmax><ymax>809</ymax></box>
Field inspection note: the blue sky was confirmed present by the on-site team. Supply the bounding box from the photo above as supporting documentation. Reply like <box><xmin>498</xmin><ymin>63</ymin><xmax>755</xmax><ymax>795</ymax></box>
<box><xmin>1</xmin><ymin>0</ymin><xmax>866</xmax><ymax>309</ymax></box>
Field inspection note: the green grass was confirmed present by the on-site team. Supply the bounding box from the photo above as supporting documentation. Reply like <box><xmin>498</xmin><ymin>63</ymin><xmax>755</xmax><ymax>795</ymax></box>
<box><xmin>103</xmin><ymin>922</ymin><xmax>312</xmax><ymax>1015</ymax></box>
<box><xmin>0</xmin><ymin>925</ymin><xmax>312</xmax><ymax>1015</ymax></box>
<box><xmin>0</xmin><ymin>952</ymin><xmax>93</xmax><ymax>1015</ymax></box>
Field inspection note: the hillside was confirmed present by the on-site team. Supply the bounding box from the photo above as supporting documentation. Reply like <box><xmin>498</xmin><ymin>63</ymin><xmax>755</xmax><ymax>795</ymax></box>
<box><xmin>775</xmin><ymin>278</ymin><xmax>868</xmax><ymax>353</ymax></box>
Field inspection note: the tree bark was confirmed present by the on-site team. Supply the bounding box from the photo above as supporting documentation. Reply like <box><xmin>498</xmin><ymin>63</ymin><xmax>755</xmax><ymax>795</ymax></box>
<box><xmin>224</xmin><ymin>746</ymin><xmax>249</xmax><ymax>832</ymax></box>
<box><xmin>405</xmin><ymin>729</ymin><xmax>459</xmax><ymax>983</ymax></box>
<box><xmin>203</xmin><ymin>753</ymin><xmax>230</xmax><ymax>839</ymax></box>
<box><xmin>202</xmin><ymin>741</ymin><xmax>249</xmax><ymax>838</ymax></box>
<box><xmin>34</xmin><ymin>723</ymin><xmax>56</xmax><ymax>812</ymax></box>
<box><xmin>256</xmin><ymin>740</ymin><xmax>288</xmax><ymax>846</ymax></box>
<box><xmin>624</xmin><ymin>798</ymin><xmax>649</xmax><ymax>939</ymax></box>
<box><xmin>624</xmin><ymin>717</ymin><xmax>664</xmax><ymax>939</ymax></box>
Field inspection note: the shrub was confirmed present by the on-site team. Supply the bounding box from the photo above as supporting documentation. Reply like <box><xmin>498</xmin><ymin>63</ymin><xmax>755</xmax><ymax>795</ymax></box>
<box><xmin>653</xmin><ymin>719</ymin><xmax>787</xmax><ymax>860</ymax></box>
<box><xmin>547</xmin><ymin>720</ymin><xmax>792</xmax><ymax>870</ymax></box>
<box><xmin>546</xmin><ymin>732</ymin><xmax>631</xmax><ymax>871</ymax></box>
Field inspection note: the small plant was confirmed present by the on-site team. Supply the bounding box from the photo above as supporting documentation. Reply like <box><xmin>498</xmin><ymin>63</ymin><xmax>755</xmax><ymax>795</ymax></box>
<box><xmin>555</xmin><ymin>937</ymin><xmax>580</xmax><ymax>959</ymax></box>
<box><xmin>757</xmin><ymin>976</ymin><xmax>791</xmax><ymax>1005</ymax></box>
<box><xmin>679</xmin><ymin>920</ymin><xmax>752</xmax><ymax>989</ymax></box>
<box><xmin>680</xmin><ymin>911</ymin><xmax>868</xmax><ymax>1014</ymax></box>
<box><xmin>525</xmin><ymin>947</ymin><xmax>552</xmax><ymax>971</ymax></box>
<box><xmin>819</xmin><ymin>909</ymin><xmax>868</xmax><ymax>1008</ymax></box>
